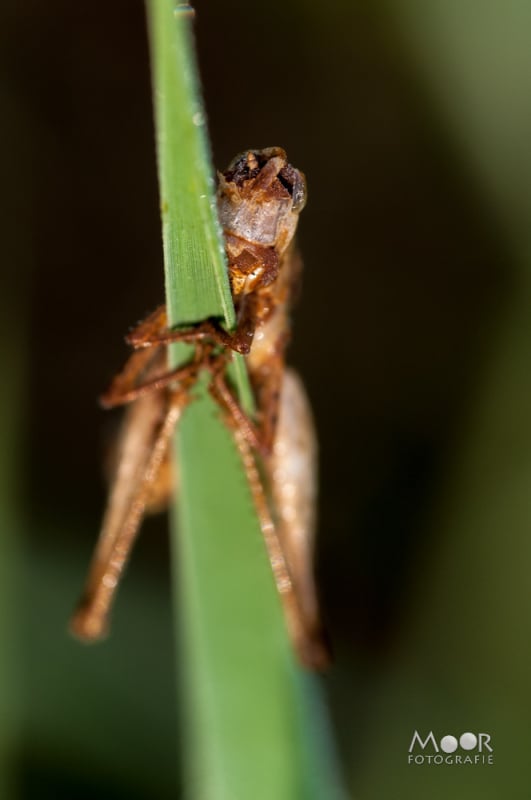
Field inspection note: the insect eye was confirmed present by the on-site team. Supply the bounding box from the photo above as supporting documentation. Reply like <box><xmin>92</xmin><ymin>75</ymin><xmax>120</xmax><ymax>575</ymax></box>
<box><xmin>278</xmin><ymin>164</ymin><xmax>306</xmax><ymax>211</ymax></box>
<box><xmin>291</xmin><ymin>171</ymin><xmax>307</xmax><ymax>212</ymax></box>
<box><xmin>278</xmin><ymin>166</ymin><xmax>307</xmax><ymax>212</ymax></box>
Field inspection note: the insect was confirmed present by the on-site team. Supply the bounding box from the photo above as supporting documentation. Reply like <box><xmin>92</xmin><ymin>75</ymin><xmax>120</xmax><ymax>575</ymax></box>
<box><xmin>70</xmin><ymin>147</ymin><xmax>329</xmax><ymax>670</ymax></box>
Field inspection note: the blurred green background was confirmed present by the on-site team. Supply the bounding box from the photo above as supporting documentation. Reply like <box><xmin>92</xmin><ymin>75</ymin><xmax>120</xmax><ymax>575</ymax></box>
<box><xmin>2</xmin><ymin>0</ymin><xmax>531</xmax><ymax>797</ymax></box>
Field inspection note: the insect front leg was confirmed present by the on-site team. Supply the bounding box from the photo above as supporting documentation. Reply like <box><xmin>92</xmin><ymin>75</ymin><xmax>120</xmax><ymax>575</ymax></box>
<box><xmin>98</xmin><ymin>305</ymin><xmax>201</xmax><ymax>408</ymax></box>
<box><xmin>127</xmin><ymin>294</ymin><xmax>260</xmax><ymax>357</ymax></box>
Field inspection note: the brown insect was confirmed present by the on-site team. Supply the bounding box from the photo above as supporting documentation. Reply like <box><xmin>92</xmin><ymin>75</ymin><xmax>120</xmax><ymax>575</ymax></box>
<box><xmin>70</xmin><ymin>147</ymin><xmax>329</xmax><ymax>670</ymax></box>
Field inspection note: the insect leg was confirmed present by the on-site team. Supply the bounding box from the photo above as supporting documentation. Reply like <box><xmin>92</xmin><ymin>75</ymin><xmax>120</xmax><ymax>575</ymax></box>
<box><xmin>70</xmin><ymin>390</ymin><xmax>187</xmax><ymax>640</ymax></box>
<box><xmin>99</xmin><ymin>305</ymin><xmax>196</xmax><ymax>407</ymax></box>
<box><xmin>100</xmin><ymin>345</ymin><xmax>208</xmax><ymax>408</ymax></box>
<box><xmin>208</xmin><ymin>370</ymin><xmax>264</xmax><ymax>456</ymax></box>
<box><xmin>126</xmin><ymin>318</ymin><xmax>253</xmax><ymax>355</ymax></box>
<box><xmin>101</xmin><ymin>359</ymin><xmax>201</xmax><ymax>408</ymax></box>
<box><xmin>210</xmin><ymin>368</ymin><xmax>330</xmax><ymax>670</ymax></box>
<box><xmin>127</xmin><ymin>295</ymin><xmax>261</xmax><ymax>357</ymax></box>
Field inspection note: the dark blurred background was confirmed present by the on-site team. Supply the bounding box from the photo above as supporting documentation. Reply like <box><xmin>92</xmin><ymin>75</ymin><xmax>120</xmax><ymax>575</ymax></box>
<box><xmin>2</xmin><ymin>0</ymin><xmax>531</xmax><ymax>797</ymax></box>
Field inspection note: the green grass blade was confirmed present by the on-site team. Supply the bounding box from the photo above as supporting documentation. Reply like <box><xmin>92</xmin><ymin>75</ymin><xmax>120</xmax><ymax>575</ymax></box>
<box><xmin>145</xmin><ymin>2</ymin><xmax>345</xmax><ymax>798</ymax></box>
<box><xmin>148</xmin><ymin>4</ymin><xmax>231</xmax><ymax>327</ymax></box>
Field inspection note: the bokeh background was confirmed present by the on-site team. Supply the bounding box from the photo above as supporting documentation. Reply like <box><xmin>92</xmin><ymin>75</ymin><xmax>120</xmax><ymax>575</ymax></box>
<box><xmin>2</xmin><ymin>0</ymin><xmax>531</xmax><ymax>797</ymax></box>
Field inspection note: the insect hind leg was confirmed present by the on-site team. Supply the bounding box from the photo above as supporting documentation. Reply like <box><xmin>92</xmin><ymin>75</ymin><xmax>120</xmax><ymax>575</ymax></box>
<box><xmin>208</xmin><ymin>367</ymin><xmax>331</xmax><ymax>670</ymax></box>
<box><xmin>70</xmin><ymin>390</ymin><xmax>187</xmax><ymax>641</ymax></box>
